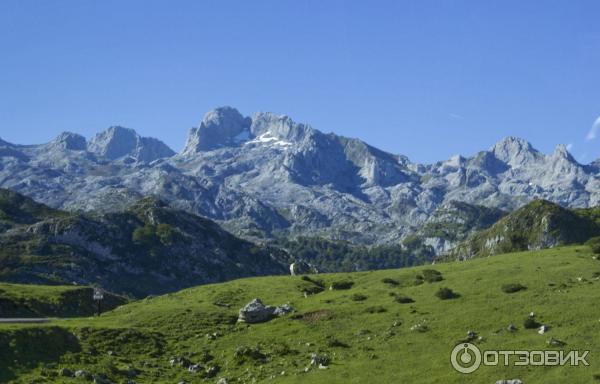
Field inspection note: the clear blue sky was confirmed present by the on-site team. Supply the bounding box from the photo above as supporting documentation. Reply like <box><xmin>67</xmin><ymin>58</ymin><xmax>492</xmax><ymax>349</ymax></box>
<box><xmin>1</xmin><ymin>1</ymin><xmax>599</xmax><ymax>164</ymax></box>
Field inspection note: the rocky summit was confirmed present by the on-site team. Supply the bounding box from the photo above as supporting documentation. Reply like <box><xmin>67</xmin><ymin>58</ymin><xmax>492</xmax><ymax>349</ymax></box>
<box><xmin>0</xmin><ymin>107</ymin><xmax>597</xmax><ymax>249</ymax></box>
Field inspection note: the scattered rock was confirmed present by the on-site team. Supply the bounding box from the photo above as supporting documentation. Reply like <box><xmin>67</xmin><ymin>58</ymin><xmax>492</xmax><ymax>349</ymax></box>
<box><xmin>538</xmin><ymin>325</ymin><xmax>548</xmax><ymax>335</ymax></box>
<box><xmin>290</xmin><ymin>261</ymin><xmax>317</xmax><ymax>276</ymax></box>
<box><xmin>310</xmin><ymin>353</ymin><xmax>330</xmax><ymax>367</ymax></box>
<box><xmin>410</xmin><ymin>323</ymin><xmax>428</xmax><ymax>332</ymax></box>
<box><xmin>74</xmin><ymin>370</ymin><xmax>92</xmax><ymax>380</ymax></box>
<box><xmin>92</xmin><ymin>374</ymin><xmax>112</xmax><ymax>384</ymax></box>
<box><xmin>205</xmin><ymin>365</ymin><xmax>220</xmax><ymax>378</ymax></box>
<box><xmin>273</xmin><ymin>303</ymin><xmax>294</xmax><ymax>316</ymax></box>
<box><xmin>467</xmin><ymin>330</ymin><xmax>477</xmax><ymax>341</ymax></box>
<box><xmin>507</xmin><ymin>324</ymin><xmax>518</xmax><ymax>332</ymax></box>
<box><xmin>169</xmin><ymin>356</ymin><xmax>191</xmax><ymax>368</ymax></box>
<box><xmin>495</xmin><ymin>380</ymin><xmax>523</xmax><ymax>384</ymax></box>
<box><xmin>547</xmin><ymin>337</ymin><xmax>566</xmax><ymax>346</ymax></box>
<box><xmin>216</xmin><ymin>379</ymin><xmax>228</xmax><ymax>384</ymax></box>
<box><xmin>188</xmin><ymin>364</ymin><xmax>203</xmax><ymax>373</ymax></box>
<box><xmin>58</xmin><ymin>368</ymin><xmax>73</xmax><ymax>377</ymax></box>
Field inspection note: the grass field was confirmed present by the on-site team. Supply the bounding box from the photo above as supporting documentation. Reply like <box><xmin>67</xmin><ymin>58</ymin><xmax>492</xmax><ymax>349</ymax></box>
<box><xmin>1</xmin><ymin>245</ymin><xmax>600</xmax><ymax>383</ymax></box>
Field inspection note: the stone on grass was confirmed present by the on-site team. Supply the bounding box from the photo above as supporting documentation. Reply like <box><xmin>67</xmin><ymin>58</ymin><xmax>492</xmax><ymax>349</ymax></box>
<box><xmin>205</xmin><ymin>365</ymin><xmax>220</xmax><ymax>378</ymax></box>
<box><xmin>74</xmin><ymin>370</ymin><xmax>92</xmax><ymax>380</ymax></box>
<box><xmin>58</xmin><ymin>368</ymin><xmax>73</xmax><ymax>377</ymax></box>
<box><xmin>237</xmin><ymin>298</ymin><xmax>295</xmax><ymax>323</ymax></box>
<box><xmin>495</xmin><ymin>380</ymin><xmax>522</xmax><ymax>384</ymax></box>
<box><xmin>188</xmin><ymin>364</ymin><xmax>203</xmax><ymax>373</ymax></box>
<box><xmin>547</xmin><ymin>337</ymin><xmax>566</xmax><ymax>346</ymax></box>
<box><xmin>310</xmin><ymin>353</ymin><xmax>330</xmax><ymax>367</ymax></box>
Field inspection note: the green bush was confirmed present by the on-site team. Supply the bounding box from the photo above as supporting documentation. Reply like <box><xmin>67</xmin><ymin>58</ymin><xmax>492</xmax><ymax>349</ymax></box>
<box><xmin>155</xmin><ymin>223</ymin><xmax>175</xmax><ymax>245</ymax></box>
<box><xmin>523</xmin><ymin>317</ymin><xmax>541</xmax><ymax>329</ymax></box>
<box><xmin>364</xmin><ymin>306</ymin><xmax>387</xmax><ymax>314</ymax></box>
<box><xmin>421</xmin><ymin>269</ymin><xmax>443</xmax><ymax>283</ymax></box>
<box><xmin>586</xmin><ymin>236</ymin><xmax>600</xmax><ymax>254</ymax></box>
<box><xmin>435</xmin><ymin>287</ymin><xmax>458</xmax><ymax>300</ymax></box>
<box><xmin>132</xmin><ymin>224</ymin><xmax>157</xmax><ymax>244</ymax></box>
<box><xmin>501</xmin><ymin>283</ymin><xmax>527</xmax><ymax>293</ymax></box>
<box><xmin>351</xmin><ymin>293</ymin><xmax>368</xmax><ymax>301</ymax></box>
<box><xmin>393</xmin><ymin>294</ymin><xmax>414</xmax><ymax>304</ymax></box>
<box><xmin>381</xmin><ymin>277</ymin><xmax>399</xmax><ymax>286</ymax></box>
<box><xmin>330</xmin><ymin>280</ymin><xmax>354</xmax><ymax>290</ymax></box>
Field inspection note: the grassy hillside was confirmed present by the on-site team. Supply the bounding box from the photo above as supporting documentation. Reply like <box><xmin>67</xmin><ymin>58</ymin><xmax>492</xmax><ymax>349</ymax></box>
<box><xmin>451</xmin><ymin>199</ymin><xmax>600</xmax><ymax>259</ymax></box>
<box><xmin>0</xmin><ymin>283</ymin><xmax>127</xmax><ymax>318</ymax></box>
<box><xmin>2</xmin><ymin>245</ymin><xmax>600</xmax><ymax>383</ymax></box>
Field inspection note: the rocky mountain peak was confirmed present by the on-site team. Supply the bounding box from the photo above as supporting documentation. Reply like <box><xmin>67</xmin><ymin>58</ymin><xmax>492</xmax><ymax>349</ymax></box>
<box><xmin>552</xmin><ymin>144</ymin><xmax>576</xmax><ymax>162</ymax></box>
<box><xmin>250</xmin><ymin>112</ymin><xmax>312</xmax><ymax>143</ymax></box>
<box><xmin>491</xmin><ymin>136</ymin><xmax>541</xmax><ymax>167</ymax></box>
<box><xmin>49</xmin><ymin>131</ymin><xmax>87</xmax><ymax>151</ymax></box>
<box><xmin>182</xmin><ymin>107</ymin><xmax>252</xmax><ymax>154</ymax></box>
<box><xmin>88</xmin><ymin>126</ymin><xmax>174</xmax><ymax>162</ymax></box>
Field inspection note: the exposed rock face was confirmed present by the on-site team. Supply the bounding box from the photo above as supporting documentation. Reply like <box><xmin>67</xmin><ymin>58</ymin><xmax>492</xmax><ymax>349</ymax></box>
<box><xmin>50</xmin><ymin>132</ymin><xmax>87</xmax><ymax>151</ymax></box>
<box><xmin>1</xmin><ymin>106</ymin><xmax>599</xmax><ymax>250</ymax></box>
<box><xmin>88</xmin><ymin>126</ymin><xmax>175</xmax><ymax>162</ymax></box>
<box><xmin>182</xmin><ymin>107</ymin><xmax>252</xmax><ymax>153</ymax></box>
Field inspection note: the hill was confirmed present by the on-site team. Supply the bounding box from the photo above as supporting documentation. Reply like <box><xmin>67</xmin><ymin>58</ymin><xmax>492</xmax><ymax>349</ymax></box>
<box><xmin>0</xmin><ymin>283</ymin><xmax>126</xmax><ymax>318</ymax></box>
<box><xmin>451</xmin><ymin>199</ymin><xmax>600</xmax><ymax>259</ymax></box>
<box><xmin>0</xmin><ymin>189</ymin><xmax>288</xmax><ymax>298</ymax></box>
<box><xmin>1</xmin><ymin>245</ymin><xmax>599</xmax><ymax>383</ymax></box>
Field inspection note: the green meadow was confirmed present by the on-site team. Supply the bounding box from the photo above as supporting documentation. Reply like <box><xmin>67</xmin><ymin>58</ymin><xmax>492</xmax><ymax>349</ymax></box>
<box><xmin>2</xmin><ymin>245</ymin><xmax>600</xmax><ymax>383</ymax></box>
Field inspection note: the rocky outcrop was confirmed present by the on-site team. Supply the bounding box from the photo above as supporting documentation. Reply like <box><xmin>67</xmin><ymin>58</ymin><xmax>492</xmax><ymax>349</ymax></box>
<box><xmin>88</xmin><ymin>126</ymin><xmax>174</xmax><ymax>162</ymax></box>
<box><xmin>237</xmin><ymin>298</ymin><xmax>294</xmax><ymax>323</ymax></box>
<box><xmin>182</xmin><ymin>107</ymin><xmax>252</xmax><ymax>154</ymax></box>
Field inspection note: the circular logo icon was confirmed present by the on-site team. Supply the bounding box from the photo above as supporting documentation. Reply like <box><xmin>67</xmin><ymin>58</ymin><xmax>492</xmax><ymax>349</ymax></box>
<box><xmin>450</xmin><ymin>343</ymin><xmax>482</xmax><ymax>374</ymax></box>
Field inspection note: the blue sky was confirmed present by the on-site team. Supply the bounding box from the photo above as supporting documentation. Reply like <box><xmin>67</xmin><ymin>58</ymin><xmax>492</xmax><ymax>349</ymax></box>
<box><xmin>0</xmin><ymin>1</ymin><xmax>599</xmax><ymax>164</ymax></box>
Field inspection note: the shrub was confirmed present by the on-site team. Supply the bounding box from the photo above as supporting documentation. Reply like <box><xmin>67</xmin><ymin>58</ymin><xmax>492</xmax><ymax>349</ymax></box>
<box><xmin>301</xmin><ymin>275</ymin><xmax>325</xmax><ymax>287</ymax></box>
<box><xmin>364</xmin><ymin>306</ymin><xmax>387</xmax><ymax>314</ymax></box>
<box><xmin>155</xmin><ymin>223</ymin><xmax>175</xmax><ymax>245</ymax></box>
<box><xmin>234</xmin><ymin>346</ymin><xmax>267</xmax><ymax>363</ymax></box>
<box><xmin>586</xmin><ymin>236</ymin><xmax>600</xmax><ymax>254</ymax></box>
<box><xmin>501</xmin><ymin>283</ymin><xmax>527</xmax><ymax>293</ymax></box>
<box><xmin>326</xmin><ymin>336</ymin><xmax>350</xmax><ymax>348</ymax></box>
<box><xmin>421</xmin><ymin>269</ymin><xmax>443</xmax><ymax>283</ymax></box>
<box><xmin>351</xmin><ymin>293</ymin><xmax>368</xmax><ymax>302</ymax></box>
<box><xmin>523</xmin><ymin>317</ymin><xmax>541</xmax><ymax>329</ymax></box>
<box><xmin>330</xmin><ymin>280</ymin><xmax>354</xmax><ymax>290</ymax></box>
<box><xmin>393</xmin><ymin>294</ymin><xmax>415</xmax><ymax>304</ymax></box>
<box><xmin>132</xmin><ymin>224</ymin><xmax>157</xmax><ymax>244</ymax></box>
<box><xmin>382</xmin><ymin>277</ymin><xmax>400</xmax><ymax>286</ymax></box>
<box><xmin>435</xmin><ymin>287</ymin><xmax>458</xmax><ymax>300</ymax></box>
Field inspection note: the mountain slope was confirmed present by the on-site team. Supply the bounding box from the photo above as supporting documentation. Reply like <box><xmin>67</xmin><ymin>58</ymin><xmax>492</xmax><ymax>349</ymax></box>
<box><xmin>0</xmin><ymin>283</ymin><xmax>127</xmax><ymax>317</ymax></box>
<box><xmin>0</xmin><ymin>189</ymin><xmax>288</xmax><ymax>297</ymax></box>
<box><xmin>1</xmin><ymin>245</ymin><xmax>599</xmax><ymax>383</ymax></box>
<box><xmin>451</xmin><ymin>199</ymin><xmax>600</xmax><ymax>259</ymax></box>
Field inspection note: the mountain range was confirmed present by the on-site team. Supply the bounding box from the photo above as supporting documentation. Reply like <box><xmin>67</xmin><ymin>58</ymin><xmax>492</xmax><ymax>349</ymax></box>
<box><xmin>1</xmin><ymin>106</ymin><xmax>599</xmax><ymax>254</ymax></box>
